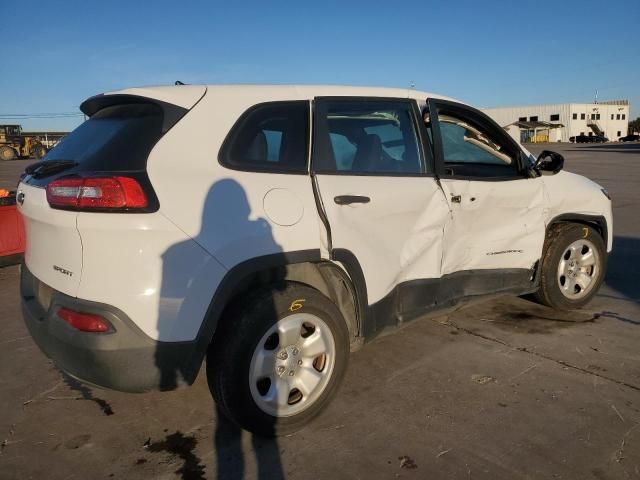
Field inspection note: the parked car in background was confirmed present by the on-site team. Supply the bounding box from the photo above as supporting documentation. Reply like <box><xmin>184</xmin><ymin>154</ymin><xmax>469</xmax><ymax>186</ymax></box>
<box><xmin>619</xmin><ymin>134</ymin><xmax>640</xmax><ymax>142</ymax></box>
<box><xmin>18</xmin><ymin>84</ymin><xmax>613</xmax><ymax>436</ymax></box>
<box><xmin>570</xmin><ymin>135</ymin><xmax>589</xmax><ymax>143</ymax></box>
<box><xmin>570</xmin><ymin>135</ymin><xmax>607</xmax><ymax>144</ymax></box>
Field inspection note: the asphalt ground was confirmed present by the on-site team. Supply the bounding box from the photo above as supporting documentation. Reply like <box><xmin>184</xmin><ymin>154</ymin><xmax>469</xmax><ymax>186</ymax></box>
<box><xmin>1</xmin><ymin>142</ymin><xmax>639</xmax><ymax>479</ymax></box>
<box><xmin>0</xmin><ymin>158</ymin><xmax>30</xmax><ymax>191</ymax></box>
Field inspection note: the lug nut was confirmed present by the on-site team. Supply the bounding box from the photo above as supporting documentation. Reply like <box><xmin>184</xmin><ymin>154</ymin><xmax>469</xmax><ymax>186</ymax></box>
<box><xmin>288</xmin><ymin>371</ymin><xmax>295</xmax><ymax>376</ymax></box>
<box><xmin>298</xmin><ymin>360</ymin><xmax>303</xmax><ymax>365</ymax></box>
<box><xmin>292</xmin><ymin>348</ymin><xmax>299</xmax><ymax>355</ymax></box>
<box><xmin>277</xmin><ymin>366</ymin><xmax>285</xmax><ymax>374</ymax></box>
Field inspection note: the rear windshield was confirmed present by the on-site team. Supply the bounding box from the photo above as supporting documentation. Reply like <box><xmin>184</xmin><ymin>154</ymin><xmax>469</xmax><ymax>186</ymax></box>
<box><xmin>45</xmin><ymin>103</ymin><xmax>164</xmax><ymax>171</ymax></box>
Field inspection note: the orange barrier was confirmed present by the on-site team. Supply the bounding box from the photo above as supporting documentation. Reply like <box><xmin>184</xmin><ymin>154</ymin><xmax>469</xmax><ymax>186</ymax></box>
<box><xmin>0</xmin><ymin>192</ymin><xmax>25</xmax><ymax>266</ymax></box>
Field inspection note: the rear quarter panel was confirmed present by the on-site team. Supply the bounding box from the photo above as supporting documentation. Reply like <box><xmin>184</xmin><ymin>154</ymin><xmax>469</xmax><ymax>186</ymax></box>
<box><xmin>75</xmin><ymin>212</ymin><xmax>227</xmax><ymax>342</ymax></box>
<box><xmin>146</xmin><ymin>87</ymin><xmax>322</xmax><ymax>268</ymax></box>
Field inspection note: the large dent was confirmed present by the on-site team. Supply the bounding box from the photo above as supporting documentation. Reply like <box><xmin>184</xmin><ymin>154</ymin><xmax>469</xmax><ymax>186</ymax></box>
<box><xmin>394</xmin><ymin>189</ymin><xmax>450</xmax><ymax>285</ymax></box>
<box><xmin>440</xmin><ymin>178</ymin><xmax>547</xmax><ymax>275</ymax></box>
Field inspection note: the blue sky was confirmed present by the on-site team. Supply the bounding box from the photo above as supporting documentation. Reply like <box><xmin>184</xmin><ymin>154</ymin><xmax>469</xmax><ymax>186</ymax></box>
<box><xmin>2</xmin><ymin>0</ymin><xmax>638</xmax><ymax>131</ymax></box>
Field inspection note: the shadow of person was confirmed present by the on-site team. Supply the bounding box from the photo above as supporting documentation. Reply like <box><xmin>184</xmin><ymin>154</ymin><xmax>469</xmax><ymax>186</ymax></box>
<box><xmin>214</xmin><ymin>404</ymin><xmax>245</xmax><ymax>479</ymax></box>
<box><xmin>214</xmin><ymin>404</ymin><xmax>286</xmax><ymax>480</ymax></box>
<box><xmin>157</xmin><ymin>178</ymin><xmax>285</xmax><ymax>479</ymax></box>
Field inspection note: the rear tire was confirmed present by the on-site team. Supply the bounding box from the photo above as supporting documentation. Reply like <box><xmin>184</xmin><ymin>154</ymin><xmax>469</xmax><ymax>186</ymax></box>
<box><xmin>207</xmin><ymin>282</ymin><xmax>350</xmax><ymax>436</ymax></box>
<box><xmin>534</xmin><ymin>223</ymin><xmax>606</xmax><ymax>310</ymax></box>
<box><xmin>0</xmin><ymin>146</ymin><xmax>16</xmax><ymax>161</ymax></box>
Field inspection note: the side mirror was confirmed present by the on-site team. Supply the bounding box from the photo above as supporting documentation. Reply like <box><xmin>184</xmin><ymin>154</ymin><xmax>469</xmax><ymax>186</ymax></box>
<box><xmin>534</xmin><ymin>150</ymin><xmax>564</xmax><ymax>175</ymax></box>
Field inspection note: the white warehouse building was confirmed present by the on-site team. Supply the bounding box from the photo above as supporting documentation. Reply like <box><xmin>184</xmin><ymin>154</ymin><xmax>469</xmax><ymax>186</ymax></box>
<box><xmin>483</xmin><ymin>100</ymin><xmax>630</xmax><ymax>143</ymax></box>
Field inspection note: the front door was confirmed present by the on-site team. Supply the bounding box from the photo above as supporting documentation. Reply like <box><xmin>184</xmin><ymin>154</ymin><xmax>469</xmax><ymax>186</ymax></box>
<box><xmin>426</xmin><ymin>99</ymin><xmax>546</xmax><ymax>290</ymax></box>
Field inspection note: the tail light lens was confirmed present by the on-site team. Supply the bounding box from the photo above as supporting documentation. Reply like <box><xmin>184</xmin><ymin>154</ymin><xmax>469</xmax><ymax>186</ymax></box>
<box><xmin>47</xmin><ymin>176</ymin><xmax>148</xmax><ymax>210</ymax></box>
<box><xmin>58</xmin><ymin>307</ymin><xmax>111</xmax><ymax>333</ymax></box>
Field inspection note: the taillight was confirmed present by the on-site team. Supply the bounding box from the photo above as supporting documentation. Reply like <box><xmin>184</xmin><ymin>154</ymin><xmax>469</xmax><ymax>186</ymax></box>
<box><xmin>58</xmin><ymin>307</ymin><xmax>111</xmax><ymax>333</ymax></box>
<box><xmin>46</xmin><ymin>176</ymin><xmax>148</xmax><ymax>210</ymax></box>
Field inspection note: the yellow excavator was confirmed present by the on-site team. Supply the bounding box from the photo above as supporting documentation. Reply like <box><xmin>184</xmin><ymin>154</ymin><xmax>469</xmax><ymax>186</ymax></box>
<box><xmin>0</xmin><ymin>125</ymin><xmax>47</xmax><ymax>161</ymax></box>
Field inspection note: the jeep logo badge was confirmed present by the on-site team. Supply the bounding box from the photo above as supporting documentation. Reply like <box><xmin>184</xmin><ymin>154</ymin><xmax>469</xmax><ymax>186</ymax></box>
<box><xmin>17</xmin><ymin>191</ymin><xmax>25</xmax><ymax>205</ymax></box>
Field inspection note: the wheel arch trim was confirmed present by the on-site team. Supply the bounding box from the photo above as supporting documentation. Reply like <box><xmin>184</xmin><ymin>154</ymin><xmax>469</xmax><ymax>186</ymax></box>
<box><xmin>546</xmin><ymin>213</ymin><xmax>609</xmax><ymax>250</ymax></box>
<box><xmin>188</xmin><ymin>248</ymin><xmax>366</xmax><ymax>380</ymax></box>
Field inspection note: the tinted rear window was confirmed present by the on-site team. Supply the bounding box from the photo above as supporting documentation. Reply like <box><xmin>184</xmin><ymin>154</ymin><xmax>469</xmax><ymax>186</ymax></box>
<box><xmin>220</xmin><ymin>101</ymin><xmax>309</xmax><ymax>174</ymax></box>
<box><xmin>45</xmin><ymin>103</ymin><xmax>164</xmax><ymax>171</ymax></box>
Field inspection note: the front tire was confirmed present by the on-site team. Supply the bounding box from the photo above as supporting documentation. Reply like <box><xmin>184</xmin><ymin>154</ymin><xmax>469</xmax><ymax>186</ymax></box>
<box><xmin>534</xmin><ymin>223</ymin><xmax>606</xmax><ymax>310</ymax></box>
<box><xmin>207</xmin><ymin>282</ymin><xmax>350</xmax><ymax>436</ymax></box>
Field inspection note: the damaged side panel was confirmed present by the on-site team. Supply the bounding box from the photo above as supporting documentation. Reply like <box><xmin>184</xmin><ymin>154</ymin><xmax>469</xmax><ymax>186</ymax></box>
<box><xmin>438</xmin><ymin>177</ymin><xmax>547</xmax><ymax>275</ymax></box>
<box><xmin>541</xmin><ymin>171</ymin><xmax>613</xmax><ymax>251</ymax></box>
<box><xmin>315</xmin><ymin>175</ymin><xmax>449</xmax><ymax>306</ymax></box>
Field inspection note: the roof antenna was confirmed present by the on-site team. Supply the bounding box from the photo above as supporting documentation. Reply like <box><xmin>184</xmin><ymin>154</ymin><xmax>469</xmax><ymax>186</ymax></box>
<box><xmin>175</xmin><ymin>80</ymin><xmax>185</xmax><ymax>86</ymax></box>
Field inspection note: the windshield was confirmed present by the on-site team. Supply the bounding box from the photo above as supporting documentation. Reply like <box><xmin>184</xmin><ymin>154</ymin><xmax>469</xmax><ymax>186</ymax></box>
<box><xmin>45</xmin><ymin>103</ymin><xmax>163</xmax><ymax>171</ymax></box>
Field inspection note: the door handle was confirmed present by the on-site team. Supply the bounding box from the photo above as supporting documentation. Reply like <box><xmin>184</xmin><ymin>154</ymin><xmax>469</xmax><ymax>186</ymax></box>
<box><xmin>334</xmin><ymin>195</ymin><xmax>371</xmax><ymax>205</ymax></box>
<box><xmin>451</xmin><ymin>195</ymin><xmax>462</xmax><ymax>203</ymax></box>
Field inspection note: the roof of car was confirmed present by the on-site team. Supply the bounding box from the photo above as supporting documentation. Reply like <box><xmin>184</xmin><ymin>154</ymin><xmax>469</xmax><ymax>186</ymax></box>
<box><xmin>102</xmin><ymin>84</ymin><xmax>459</xmax><ymax>109</ymax></box>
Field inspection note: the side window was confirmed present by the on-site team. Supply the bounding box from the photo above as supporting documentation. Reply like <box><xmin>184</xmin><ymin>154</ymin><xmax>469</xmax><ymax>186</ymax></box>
<box><xmin>263</xmin><ymin>130</ymin><xmax>283</xmax><ymax>161</ymax></box>
<box><xmin>314</xmin><ymin>100</ymin><xmax>425</xmax><ymax>175</ymax></box>
<box><xmin>329</xmin><ymin>132</ymin><xmax>357</xmax><ymax>170</ymax></box>
<box><xmin>435</xmin><ymin>110</ymin><xmax>520</xmax><ymax>179</ymax></box>
<box><xmin>220</xmin><ymin>101</ymin><xmax>309</xmax><ymax>173</ymax></box>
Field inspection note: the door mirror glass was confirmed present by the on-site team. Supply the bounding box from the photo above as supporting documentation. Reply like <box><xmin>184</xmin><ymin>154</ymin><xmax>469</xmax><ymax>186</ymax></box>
<box><xmin>534</xmin><ymin>150</ymin><xmax>564</xmax><ymax>175</ymax></box>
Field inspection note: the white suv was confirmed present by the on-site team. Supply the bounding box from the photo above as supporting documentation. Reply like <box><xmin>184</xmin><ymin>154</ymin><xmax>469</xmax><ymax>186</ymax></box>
<box><xmin>18</xmin><ymin>85</ymin><xmax>612</xmax><ymax>435</ymax></box>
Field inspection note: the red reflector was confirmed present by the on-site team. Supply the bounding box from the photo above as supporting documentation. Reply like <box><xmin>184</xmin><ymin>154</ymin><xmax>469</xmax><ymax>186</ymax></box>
<box><xmin>47</xmin><ymin>176</ymin><xmax>148</xmax><ymax>210</ymax></box>
<box><xmin>58</xmin><ymin>307</ymin><xmax>110</xmax><ymax>333</ymax></box>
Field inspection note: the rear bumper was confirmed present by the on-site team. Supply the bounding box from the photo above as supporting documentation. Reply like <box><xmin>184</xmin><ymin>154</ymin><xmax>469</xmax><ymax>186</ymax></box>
<box><xmin>21</xmin><ymin>264</ymin><xmax>202</xmax><ymax>393</ymax></box>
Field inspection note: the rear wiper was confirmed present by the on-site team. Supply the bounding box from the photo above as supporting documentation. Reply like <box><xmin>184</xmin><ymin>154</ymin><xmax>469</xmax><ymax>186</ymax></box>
<box><xmin>25</xmin><ymin>160</ymin><xmax>78</xmax><ymax>178</ymax></box>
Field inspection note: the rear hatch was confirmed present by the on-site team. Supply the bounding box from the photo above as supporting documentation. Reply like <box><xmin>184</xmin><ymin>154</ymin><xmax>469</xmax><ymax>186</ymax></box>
<box><xmin>17</xmin><ymin>86</ymin><xmax>206</xmax><ymax>297</ymax></box>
